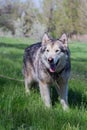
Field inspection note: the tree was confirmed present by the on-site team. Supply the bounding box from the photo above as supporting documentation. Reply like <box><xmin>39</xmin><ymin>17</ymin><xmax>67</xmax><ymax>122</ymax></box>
<box><xmin>41</xmin><ymin>0</ymin><xmax>87</xmax><ymax>37</ymax></box>
<box><xmin>78</xmin><ymin>0</ymin><xmax>87</xmax><ymax>34</ymax></box>
<box><xmin>42</xmin><ymin>0</ymin><xmax>56</xmax><ymax>33</ymax></box>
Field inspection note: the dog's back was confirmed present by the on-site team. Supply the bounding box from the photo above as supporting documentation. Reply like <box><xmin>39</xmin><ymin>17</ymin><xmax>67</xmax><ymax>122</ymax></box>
<box><xmin>23</xmin><ymin>42</ymin><xmax>41</xmax><ymax>67</ymax></box>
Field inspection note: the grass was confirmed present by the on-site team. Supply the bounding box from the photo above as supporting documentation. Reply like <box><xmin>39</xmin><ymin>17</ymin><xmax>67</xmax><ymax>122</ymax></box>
<box><xmin>0</xmin><ymin>37</ymin><xmax>87</xmax><ymax>130</ymax></box>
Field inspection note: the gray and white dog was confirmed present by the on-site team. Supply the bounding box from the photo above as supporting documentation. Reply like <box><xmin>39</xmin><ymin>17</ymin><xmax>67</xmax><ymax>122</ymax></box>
<box><xmin>23</xmin><ymin>33</ymin><xmax>71</xmax><ymax>110</ymax></box>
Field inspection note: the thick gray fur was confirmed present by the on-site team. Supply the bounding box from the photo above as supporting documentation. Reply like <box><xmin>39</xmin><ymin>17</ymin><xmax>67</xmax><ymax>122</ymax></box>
<box><xmin>23</xmin><ymin>34</ymin><xmax>71</xmax><ymax>110</ymax></box>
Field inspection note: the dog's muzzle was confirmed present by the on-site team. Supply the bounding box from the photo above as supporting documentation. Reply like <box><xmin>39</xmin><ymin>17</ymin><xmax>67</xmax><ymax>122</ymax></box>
<box><xmin>48</xmin><ymin>57</ymin><xmax>59</xmax><ymax>73</ymax></box>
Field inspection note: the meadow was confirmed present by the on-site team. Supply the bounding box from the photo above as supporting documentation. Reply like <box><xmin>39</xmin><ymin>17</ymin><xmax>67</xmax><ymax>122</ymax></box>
<box><xmin>0</xmin><ymin>37</ymin><xmax>87</xmax><ymax>130</ymax></box>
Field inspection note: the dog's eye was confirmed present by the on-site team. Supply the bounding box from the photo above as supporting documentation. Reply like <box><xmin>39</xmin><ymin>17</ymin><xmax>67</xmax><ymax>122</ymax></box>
<box><xmin>46</xmin><ymin>49</ymin><xmax>49</xmax><ymax>52</ymax></box>
<box><xmin>55</xmin><ymin>50</ymin><xmax>59</xmax><ymax>52</ymax></box>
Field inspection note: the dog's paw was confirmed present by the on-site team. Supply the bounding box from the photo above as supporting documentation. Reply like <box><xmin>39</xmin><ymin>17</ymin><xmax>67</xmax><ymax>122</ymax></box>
<box><xmin>25</xmin><ymin>89</ymin><xmax>30</xmax><ymax>96</ymax></box>
<box><xmin>60</xmin><ymin>99</ymin><xmax>69</xmax><ymax>111</ymax></box>
<box><xmin>63</xmin><ymin>104</ymin><xmax>69</xmax><ymax>111</ymax></box>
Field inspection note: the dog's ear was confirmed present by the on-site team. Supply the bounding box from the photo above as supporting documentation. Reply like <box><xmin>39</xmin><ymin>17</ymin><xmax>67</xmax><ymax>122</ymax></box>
<box><xmin>42</xmin><ymin>33</ymin><xmax>50</xmax><ymax>46</ymax></box>
<box><xmin>60</xmin><ymin>34</ymin><xmax>68</xmax><ymax>47</ymax></box>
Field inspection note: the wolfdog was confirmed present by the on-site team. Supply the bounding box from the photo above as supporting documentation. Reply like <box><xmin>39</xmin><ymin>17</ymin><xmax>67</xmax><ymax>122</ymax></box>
<box><xmin>23</xmin><ymin>33</ymin><xmax>71</xmax><ymax>110</ymax></box>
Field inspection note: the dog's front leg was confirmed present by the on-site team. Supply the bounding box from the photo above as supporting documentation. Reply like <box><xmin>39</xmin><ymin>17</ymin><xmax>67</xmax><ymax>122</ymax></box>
<box><xmin>60</xmin><ymin>83</ymin><xmax>68</xmax><ymax>111</ymax></box>
<box><xmin>39</xmin><ymin>81</ymin><xmax>51</xmax><ymax>107</ymax></box>
<box><xmin>57</xmin><ymin>81</ymin><xmax>69</xmax><ymax>111</ymax></box>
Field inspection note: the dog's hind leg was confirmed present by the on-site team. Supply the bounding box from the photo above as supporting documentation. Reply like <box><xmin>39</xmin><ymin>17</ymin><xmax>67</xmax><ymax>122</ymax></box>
<box><xmin>24</xmin><ymin>69</ymin><xmax>33</xmax><ymax>94</ymax></box>
<box><xmin>25</xmin><ymin>77</ymin><xmax>31</xmax><ymax>94</ymax></box>
<box><xmin>39</xmin><ymin>81</ymin><xmax>51</xmax><ymax>107</ymax></box>
<box><xmin>23</xmin><ymin>61</ymin><xmax>34</xmax><ymax>94</ymax></box>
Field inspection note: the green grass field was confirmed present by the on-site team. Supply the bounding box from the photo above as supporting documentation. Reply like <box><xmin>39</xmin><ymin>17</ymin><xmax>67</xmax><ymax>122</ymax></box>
<box><xmin>0</xmin><ymin>37</ymin><xmax>87</xmax><ymax>130</ymax></box>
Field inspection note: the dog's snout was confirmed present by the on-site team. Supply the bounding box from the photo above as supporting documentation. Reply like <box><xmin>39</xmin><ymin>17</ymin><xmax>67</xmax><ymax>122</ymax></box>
<box><xmin>48</xmin><ymin>57</ymin><xmax>54</xmax><ymax>63</ymax></box>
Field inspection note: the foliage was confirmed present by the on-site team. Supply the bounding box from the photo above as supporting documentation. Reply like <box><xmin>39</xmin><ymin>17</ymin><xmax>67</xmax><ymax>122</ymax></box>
<box><xmin>0</xmin><ymin>0</ymin><xmax>87</xmax><ymax>38</ymax></box>
<box><xmin>41</xmin><ymin>0</ymin><xmax>87</xmax><ymax>37</ymax></box>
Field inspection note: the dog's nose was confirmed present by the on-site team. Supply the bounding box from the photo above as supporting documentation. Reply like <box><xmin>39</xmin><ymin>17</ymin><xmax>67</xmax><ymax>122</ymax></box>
<box><xmin>48</xmin><ymin>57</ymin><xmax>54</xmax><ymax>63</ymax></box>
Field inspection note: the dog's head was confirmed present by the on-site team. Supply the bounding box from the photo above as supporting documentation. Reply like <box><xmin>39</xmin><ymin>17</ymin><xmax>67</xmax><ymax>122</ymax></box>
<box><xmin>41</xmin><ymin>33</ymin><xmax>69</xmax><ymax>73</ymax></box>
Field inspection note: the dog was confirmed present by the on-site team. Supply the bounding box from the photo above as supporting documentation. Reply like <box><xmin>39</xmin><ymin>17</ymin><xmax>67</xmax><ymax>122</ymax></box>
<box><xmin>23</xmin><ymin>33</ymin><xmax>71</xmax><ymax>110</ymax></box>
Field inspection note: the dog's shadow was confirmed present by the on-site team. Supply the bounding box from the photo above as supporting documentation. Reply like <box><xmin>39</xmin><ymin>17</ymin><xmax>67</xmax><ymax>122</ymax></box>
<box><xmin>68</xmin><ymin>88</ymin><xmax>87</xmax><ymax>108</ymax></box>
<box><xmin>51</xmin><ymin>87</ymin><xmax>87</xmax><ymax>108</ymax></box>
